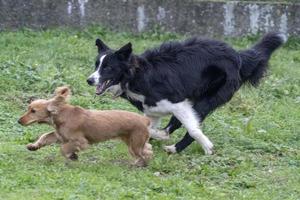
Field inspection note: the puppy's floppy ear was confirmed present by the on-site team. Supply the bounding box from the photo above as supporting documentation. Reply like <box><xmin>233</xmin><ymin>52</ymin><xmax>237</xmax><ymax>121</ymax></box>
<box><xmin>54</xmin><ymin>86</ymin><xmax>71</xmax><ymax>101</ymax></box>
<box><xmin>115</xmin><ymin>42</ymin><xmax>132</xmax><ymax>60</ymax></box>
<box><xmin>47</xmin><ymin>102</ymin><xmax>57</xmax><ymax>114</ymax></box>
<box><xmin>95</xmin><ymin>38</ymin><xmax>109</xmax><ymax>53</ymax></box>
<box><xmin>47</xmin><ymin>96</ymin><xmax>65</xmax><ymax>114</ymax></box>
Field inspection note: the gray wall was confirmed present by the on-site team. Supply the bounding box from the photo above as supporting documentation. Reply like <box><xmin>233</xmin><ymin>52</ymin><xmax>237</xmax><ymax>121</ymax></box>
<box><xmin>0</xmin><ymin>0</ymin><xmax>299</xmax><ymax>37</ymax></box>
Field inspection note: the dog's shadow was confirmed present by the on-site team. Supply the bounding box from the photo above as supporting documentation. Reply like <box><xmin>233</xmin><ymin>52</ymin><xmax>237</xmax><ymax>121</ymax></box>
<box><xmin>61</xmin><ymin>154</ymin><xmax>140</xmax><ymax>169</ymax></box>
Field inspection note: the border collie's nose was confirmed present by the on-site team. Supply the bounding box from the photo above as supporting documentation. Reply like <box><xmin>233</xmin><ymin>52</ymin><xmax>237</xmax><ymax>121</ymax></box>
<box><xmin>17</xmin><ymin>119</ymin><xmax>22</xmax><ymax>124</ymax></box>
<box><xmin>87</xmin><ymin>78</ymin><xmax>95</xmax><ymax>86</ymax></box>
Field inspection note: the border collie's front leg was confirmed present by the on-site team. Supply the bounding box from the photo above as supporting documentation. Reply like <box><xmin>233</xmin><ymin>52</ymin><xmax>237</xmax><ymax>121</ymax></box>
<box><xmin>164</xmin><ymin>132</ymin><xmax>194</xmax><ymax>153</ymax></box>
<box><xmin>164</xmin><ymin>104</ymin><xmax>206</xmax><ymax>153</ymax></box>
<box><xmin>147</xmin><ymin>116</ymin><xmax>170</xmax><ymax>140</ymax></box>
<box><xmin>165</xmin><ymin>101</ymin><xmax>213</xmax><ymax>155</ymax></box>
<box><xmin>163</xmin><ymin>116</ymin><xmax>182</xmax><ymax>135</ymax></box>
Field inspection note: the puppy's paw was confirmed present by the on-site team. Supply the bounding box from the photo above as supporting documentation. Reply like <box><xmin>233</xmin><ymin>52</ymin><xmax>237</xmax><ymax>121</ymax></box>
<box><xmin>145</xmin><ymin>143</ymin><xmax>152</xmax><ymax>150</ymax></box>
<box><xmin>143</xmin><ymin>150</ymin><xmax>153</xmax><ymax>160</ymax></box>
<box><xmin>133</xmin><ymin>158</ymin><xmax>147</xmax><ymax>167</ymax></box>
<box><xmin>26</xmin><ymin>143</ymin><xmax>39</xmax><ymax>151</ymax></box>
<box><xmin>68</xmin><ymin>153</ymin><xmax>78</xmax><ymax>161</ymax></box>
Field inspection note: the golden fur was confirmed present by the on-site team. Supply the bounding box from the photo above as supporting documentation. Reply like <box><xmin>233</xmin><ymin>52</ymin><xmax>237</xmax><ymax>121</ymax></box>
<box><xmin>18</xmin><ymin>86</ymin><xmax>153</xmax><ymax>167</ymax></box>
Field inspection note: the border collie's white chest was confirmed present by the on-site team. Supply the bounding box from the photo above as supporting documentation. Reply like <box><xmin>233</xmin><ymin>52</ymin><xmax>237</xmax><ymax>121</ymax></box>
<box><xmin>125</xmin><ymin>88</ymin><xmax>192</xmax><ymax>118</ymax></box>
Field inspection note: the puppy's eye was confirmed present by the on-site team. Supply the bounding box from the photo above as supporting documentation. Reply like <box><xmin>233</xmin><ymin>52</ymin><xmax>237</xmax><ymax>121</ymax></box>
<box><xmin>31</xmin><ymin>109</ymin><xmax>36</xmax><ymax>113</ymax></box>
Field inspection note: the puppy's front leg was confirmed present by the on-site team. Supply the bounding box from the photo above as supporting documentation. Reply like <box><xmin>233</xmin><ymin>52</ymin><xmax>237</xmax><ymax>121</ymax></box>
<box><xmin>27</xmin><ymin>131</ymin><xmax>59</xmax><ymax>151</ymax></box>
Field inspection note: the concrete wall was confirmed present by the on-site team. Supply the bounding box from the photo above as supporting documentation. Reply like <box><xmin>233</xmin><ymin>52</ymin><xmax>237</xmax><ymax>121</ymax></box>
<box><xmin>0</xmin><ymin>0</ymin><xmax>299</xmax><ymax>37</ymax></box>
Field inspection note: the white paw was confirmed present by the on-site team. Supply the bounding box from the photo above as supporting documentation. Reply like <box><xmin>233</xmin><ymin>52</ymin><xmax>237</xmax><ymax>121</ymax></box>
<box><xmin>149</xmin><ymin>129</ymin><xmax>170</xmax><ymax>140</ymax></box>
<box><xmin>164</xmin><ymin>144</ymin><xmax>177</xmax><ymax>154</ymax></box>
<box><xmin>277</xmin><ymin>33</ymin><xmax>288</xmax><ymax>43</ymax></box>
<box><xmin>145</xmin><ymin>143</ymin><xmax>152</xmax><ymax>150</ymax></box>
<box><xmin>202</xmin><ymin>139</ymin><xmax>214</xmax><ymax>155</ymax></box>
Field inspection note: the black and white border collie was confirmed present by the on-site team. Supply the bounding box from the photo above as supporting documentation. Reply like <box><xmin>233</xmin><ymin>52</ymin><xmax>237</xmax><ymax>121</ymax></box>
<box><xmin>87</xmin><ymin>33</ymin><xmax>286</xmax><ymax>154</ymax></box>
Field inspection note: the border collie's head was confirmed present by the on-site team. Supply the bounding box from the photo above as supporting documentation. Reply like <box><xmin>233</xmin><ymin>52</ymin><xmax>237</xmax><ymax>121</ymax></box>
<box><xmin>87</xmin><ymin>39</ymin><xmax>132</xmax><ymax>96</ymax></box>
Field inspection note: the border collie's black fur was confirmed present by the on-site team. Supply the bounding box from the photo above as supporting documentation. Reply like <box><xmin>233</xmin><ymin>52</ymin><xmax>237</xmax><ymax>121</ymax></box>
<box><xmin>87</xmin><ymin>33</ymin><xmax>285</xmax><ymax>154</ymax></box>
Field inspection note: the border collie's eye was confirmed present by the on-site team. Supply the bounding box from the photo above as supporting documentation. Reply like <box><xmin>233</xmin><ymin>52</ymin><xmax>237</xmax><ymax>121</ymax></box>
<box><xmin>95</xmin><ymin>61</ymin><xmax>100</xmax><ymax>69</ymax></box>
<box><xmin>104</xmin><ymin>66</ymin><xmax>111</xmax><ymax>70</ymax></box>
<box><xmin>31</xmin><ymin>109</ymin><xmax>36</xmax><ymax>113</ymax></box>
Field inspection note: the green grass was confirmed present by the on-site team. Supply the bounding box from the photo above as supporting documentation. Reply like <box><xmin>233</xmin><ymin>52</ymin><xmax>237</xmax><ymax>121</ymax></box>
<box><xmin>0</xmin><ymin>27</ymin><xmax>299</xmax><ymax>200</ymax></box>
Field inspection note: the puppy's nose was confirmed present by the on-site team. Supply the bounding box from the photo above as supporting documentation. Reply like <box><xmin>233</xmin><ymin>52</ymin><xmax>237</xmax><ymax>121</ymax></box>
<box><xmin>87</xmin><ymin>78</ymin><xmax>95</xmax><ymax>86</ymax></box>
<box><xmin>17</xmin><ymin>119</ymin><xmax>22</xmax><ymax>124</ymax></box>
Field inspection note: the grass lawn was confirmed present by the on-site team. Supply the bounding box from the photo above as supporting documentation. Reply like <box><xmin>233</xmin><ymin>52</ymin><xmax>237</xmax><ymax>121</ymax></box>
<box><xmin>0</xmin><ymin>27</ymin><xmax>299</xmax><ymax>200</ymax></box>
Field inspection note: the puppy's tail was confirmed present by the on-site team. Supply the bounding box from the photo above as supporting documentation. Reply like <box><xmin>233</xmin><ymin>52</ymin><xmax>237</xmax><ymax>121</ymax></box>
<box><xmin>239</xmin><ymin>32</ymin><xmax>286</xmax><ymax>86</ymax></box>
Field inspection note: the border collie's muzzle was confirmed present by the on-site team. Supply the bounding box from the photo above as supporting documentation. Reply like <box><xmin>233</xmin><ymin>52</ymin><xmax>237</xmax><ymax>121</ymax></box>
<box><xmin>87</xmin><ymin>75</ymin><xmax>117</xmax><ymax>96</ymax></box>
<box><xmin>95</xmin><ymin>79</ymin><xmax>114</xmax><ymax>95</ymax></box>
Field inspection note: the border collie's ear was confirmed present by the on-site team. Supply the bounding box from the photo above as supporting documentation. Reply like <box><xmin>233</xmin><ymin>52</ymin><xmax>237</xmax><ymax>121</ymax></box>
<box><xmin>115</xmin><ymin>42</ymin><xmax>132</xmax><ymax>60</ymax></box>
<box><xmin>54</xmin><ymin>86</ymin><xmax>71</xmax><ymax>100</ymax></box>
<box><xmin>95</xmin><ymin>38</ymin><xmax>109</xmax><ymax>53</ymax></box>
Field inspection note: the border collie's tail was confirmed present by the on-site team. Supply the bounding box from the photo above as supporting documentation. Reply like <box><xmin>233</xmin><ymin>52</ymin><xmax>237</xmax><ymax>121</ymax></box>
<box><xmin>239</xmin><ymin>32</ymin><xmax>286</xmax><ymax>86</ymax></box>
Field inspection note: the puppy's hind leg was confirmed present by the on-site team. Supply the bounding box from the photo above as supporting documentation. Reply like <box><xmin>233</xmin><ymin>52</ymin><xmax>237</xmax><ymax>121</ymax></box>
<box><xmin>61</xmin><ymin>138</ymin><xmax>89</xmax><ymax>161</ymax></box>
<box><xmin>143</xmin><ymin>142</ymin><xmax>153</xmax><ymax>161</ymax></box>
<box><xmin>130</xmin><ymin>130</ymin><xmax>152</xmax><ymax>167</ymax></box>
<box><xmin>120</xmin><ymin>136</ymin><xmax>135</xmax><ymax>159</ymax></box>
<box><xmin>27</xmin><ymin>131</ymin><xmax>59</xmax><ymax>151</ymax></box>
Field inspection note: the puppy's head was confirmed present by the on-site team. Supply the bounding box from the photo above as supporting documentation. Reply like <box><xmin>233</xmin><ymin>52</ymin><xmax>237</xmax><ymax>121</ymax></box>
<box><xmin>18</xmin><ymin>86</ymin><xmax>72</xmax><ymax>126</ymax></box>
<box><xmin>18</xmin><ymin>99</ymin><xmax>51</xmax><ymax>126</ymax></box>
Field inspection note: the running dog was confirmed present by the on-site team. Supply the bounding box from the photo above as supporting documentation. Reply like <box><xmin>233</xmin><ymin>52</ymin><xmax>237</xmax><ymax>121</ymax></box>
<box><xmin>18</xmin><ymin>86</ymin><xmax>153</xmax><ymax>167</ymax></box>
<box><xmin>87</xmin><ymin>33</ymin><xmax>286</xmax><ymax>154</ymax></box>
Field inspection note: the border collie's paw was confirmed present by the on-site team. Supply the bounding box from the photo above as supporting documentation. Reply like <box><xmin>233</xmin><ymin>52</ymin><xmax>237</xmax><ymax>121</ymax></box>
<box><xmin>149</xmin><ymin>129</ymin><xmax>169</xmax><ymax>140</ymax></box>
<box><xmin>26</xmin><ymin>143</ymin><xmax>39</xmax><ymax>151</ymax></box>
<box><xmin>164</xmin><ymin>144</ymin><xmax>177</xmax><ymax>154</ymax></box>
<box><xmin>202</xmin><ymin>140</ymin><xmax>214</xmax><ymax>155</ymax></box>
